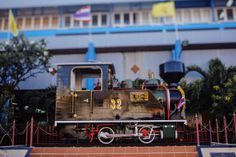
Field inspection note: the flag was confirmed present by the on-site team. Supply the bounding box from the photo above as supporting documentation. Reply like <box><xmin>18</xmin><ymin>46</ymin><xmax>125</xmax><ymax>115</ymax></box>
<box><xmin>74</xmin><ymin>6</ymin><xmax>91</xmax><ymax>21</ymax></box>
<box><xmin>177</xmin><ymin>96</ymin><xmax>185</xmax><ymax>111</ymax></box>
<box><xmin>9</xmin><ymin>10</ymin><xmax>18</xmax><ymax>36</ymax></box>
<box><xmin>177</xmin><ymin>85</ymin><xmax>185</xmax><ymax>98</ymax></box>
<box><xmin>177</xmin><ymin>86</ymin><xmax>186</xmax><ymax>112</ymax></box>
<box><xmin>152</xmin><ymin>1</ymin><xmax>175</xmax><ymax>17</ymax></box>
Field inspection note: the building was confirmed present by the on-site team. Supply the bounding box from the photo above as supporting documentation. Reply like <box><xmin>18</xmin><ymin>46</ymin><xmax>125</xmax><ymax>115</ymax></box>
<box><xmin>0</xmin><ymin>0</ymin><xmax>236</xmax><ymax>89</ymax></box>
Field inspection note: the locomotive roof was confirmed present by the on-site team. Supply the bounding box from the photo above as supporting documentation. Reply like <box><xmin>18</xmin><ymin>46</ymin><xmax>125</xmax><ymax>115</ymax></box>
<box><xmin>57</xmin><ymin>62</ymin><xmax>115</xmax><ymax>73</ymax></box>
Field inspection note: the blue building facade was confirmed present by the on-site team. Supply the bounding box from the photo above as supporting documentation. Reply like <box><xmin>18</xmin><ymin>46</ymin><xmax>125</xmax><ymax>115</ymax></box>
<box><xmin>0</xmin><ymin>0</ymin><xmax>236</xmax><ymax>89</ymax></box>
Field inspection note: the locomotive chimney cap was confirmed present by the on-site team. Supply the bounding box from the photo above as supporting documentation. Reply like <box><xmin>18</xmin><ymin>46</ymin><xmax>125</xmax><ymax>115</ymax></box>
<box><xmin>159</xmin><ymin>60</ymin><xmax>185</xmax><ymax>87</ymax></box>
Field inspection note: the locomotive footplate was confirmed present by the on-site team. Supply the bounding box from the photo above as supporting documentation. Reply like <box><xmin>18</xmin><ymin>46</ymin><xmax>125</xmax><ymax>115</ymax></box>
<box><xmin>55</xmin><ymin>119</ymin><xmax>187</xmax><ymax>126</ymax></box>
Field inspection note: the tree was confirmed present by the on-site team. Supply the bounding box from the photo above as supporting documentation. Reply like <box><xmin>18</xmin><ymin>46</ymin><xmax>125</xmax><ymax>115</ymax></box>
<box><xmin>0</xmin><ymin>35</ymin><xmax>51</xmax><ymax>91</ymax></box>
<box><xmin>211</xmin><ymin>75</ymin><xmax>236</xmax><ymax>118</ymax></box>
<box><xmin>0</xmin><ymin>35</ymin><xmax>51</xmax><ymax>127</ymax></box>
<box><xmin>180</xmin><ymin>79</ymin><xmax>203</xmax><ymax>114</ymax></box>
<box><xmin>186</xmin><ymin>58</ymin><xmax>236</xmax><ymax>119</ymax></box>
<box><xmin>15</xmin><ymin>86</ymin><xmax>56</xmax><ymax>123</ymax></box>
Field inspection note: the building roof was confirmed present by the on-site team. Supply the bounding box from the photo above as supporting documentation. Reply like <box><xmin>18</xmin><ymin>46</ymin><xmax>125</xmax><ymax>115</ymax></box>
<box><xmin>0</xmin><ymin>0</ymin><xmax>151</xmax><ymax>9</ymax></box>
<box><xmin>0</xmin><ymin>0</ymin><xmax>205</xmax><ymax>9</ymax></box>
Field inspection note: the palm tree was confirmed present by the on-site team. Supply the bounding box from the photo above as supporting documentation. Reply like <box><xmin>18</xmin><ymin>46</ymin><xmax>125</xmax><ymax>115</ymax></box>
<box><xmin>186</xmin><ymin>58</ymin><xmax>236</xmax><ymax>119</ymax></box>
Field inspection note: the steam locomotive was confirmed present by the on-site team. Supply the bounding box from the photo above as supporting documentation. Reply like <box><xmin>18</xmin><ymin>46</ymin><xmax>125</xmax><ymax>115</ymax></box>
<box><xmin>55</xmin><ymin>61</ymin><xmax>187</xmax><ymax>144</ymax></box>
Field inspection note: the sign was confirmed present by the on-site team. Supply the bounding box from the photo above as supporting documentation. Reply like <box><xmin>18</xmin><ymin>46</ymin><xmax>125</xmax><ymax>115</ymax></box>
<box><xmin>130</xmin><ymin>92</ymin><xmax>149</xmax><ymax>102</ymax></box>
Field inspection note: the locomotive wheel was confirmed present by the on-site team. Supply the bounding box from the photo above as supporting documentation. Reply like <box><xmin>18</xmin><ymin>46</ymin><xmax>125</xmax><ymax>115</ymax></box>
<box><xmin>138</xmin><ymin>126</ymin><xmax>155</xmax><ymax>144</ymax></box>
<box><xmin>98</xmin><ymin>127</ymin><xmax>115</xmax><ymax>144</ymax></box>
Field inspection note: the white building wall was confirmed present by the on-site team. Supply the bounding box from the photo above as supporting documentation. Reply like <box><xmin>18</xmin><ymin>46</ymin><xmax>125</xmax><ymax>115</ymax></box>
<box><xmin>18</xmin><ymin>49</ymin><xmax>236</xmax><ymax>89</ymax></box>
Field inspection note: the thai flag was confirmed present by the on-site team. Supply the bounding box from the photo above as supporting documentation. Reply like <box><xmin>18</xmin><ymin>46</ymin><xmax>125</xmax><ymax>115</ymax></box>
<box><xmin>177</xmin><ymin>96</ymin><xmax>185</xmax><ymax>111</ymax></box>
<box><xmin>74</xmin><ymin>6</ymin><xmax>91</xmax><ymax>21</ymax></box>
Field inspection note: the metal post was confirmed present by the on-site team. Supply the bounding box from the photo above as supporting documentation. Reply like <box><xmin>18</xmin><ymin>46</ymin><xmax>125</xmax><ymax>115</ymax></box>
<box><xmin>36</xmin><ymin>126</ymin><xmax>39</xmax><ymax>145</ymax></box>
<box><xmin>30</xmin><ymin>117</ymin><xmax>34</xmax><ymax>147</ymax></box>
<box><xmin>12</xmin><ymin>120</ymin><xmax>15</xmax><ymax>145</ymax></box>
<box><xmin>216</xmin><ymin>118</ymin><xmax>219</xmax><ymax>143</ymax></box>
<box><xmin>52</xmin><ymin>126</ymin><xmax>55</xmax><ymax>142</ymax></box>
<box><xmin>233</xmin><ymin>113</ymin><xmax>236</xmax><ymax>141</ymax></box>
<box><xmin>49</xmin><ymin>125</ymin><xmax>51</xmax><ymax>143</ymax></box>
<box><xmin>25</xmin><ymin>121</ymin><xmax>29</xmax><ymax>146</ymax></box>
<box><xmin>223</xmin><ymin>116</ymin><xmax>228</xmax><ymax>144</ymax></box>
<box><xmin>195</xmin><ymin>114</ymin><xmax>200</xmax><ymax>146</ymax></box>
<box><xmin>209</xmin><ymin>120</ymin><xmax>212</xmax><ymax>145</ymax></box>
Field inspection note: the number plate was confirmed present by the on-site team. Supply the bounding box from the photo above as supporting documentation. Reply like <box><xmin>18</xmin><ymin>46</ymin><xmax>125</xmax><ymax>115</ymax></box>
<box><xmin>130</xmin><ymin>92</ymin><xmax>149</xmax><ymax>102</ymax></box>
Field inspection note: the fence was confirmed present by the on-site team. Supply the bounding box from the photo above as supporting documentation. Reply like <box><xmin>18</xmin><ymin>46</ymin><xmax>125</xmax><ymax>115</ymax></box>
<box><xmin>1</xmin><ymin>114</ymin><xmax>236</xmax><ymax>146</ymax></box>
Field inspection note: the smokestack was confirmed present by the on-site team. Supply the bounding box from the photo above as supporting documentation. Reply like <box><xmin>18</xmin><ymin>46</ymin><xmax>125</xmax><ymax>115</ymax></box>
<box><xmin>159</xmin><ymin>60</ymin><xmax>185</xmax><ymax>87</ymax></box>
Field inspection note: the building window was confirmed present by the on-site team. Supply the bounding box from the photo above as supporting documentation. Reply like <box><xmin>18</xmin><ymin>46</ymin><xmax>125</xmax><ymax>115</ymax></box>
<box><xmin>92</xmin><ymin>14</ymin><xmax>98</xmax><ymax>26</ymax></box>
<box><xmin>0</xmin><ymin>18</ymin><xmax>4</xmax><ymax>30</ymax></box>
<box><xmin>64</xmin><ymin>15</ymin><xmax>71</xmax><ymax>27</ymax></box>
<box><xmin>42</xmin><ymin>16</ymin><xmax>50</xmax><ymax>29</ymax></box>
<box><xmin>114</xmin><ymin>13</ymin><xmax>121</xmax><ymax>25</ymax></box>
<box><xmin>165</xmin><ymin>16</ymin><xmax>173</xmax><ymax>24</ymax></box>
<box><xmin>43</xmin><ymin>7</ymin><xmax>58</xmax><ymax>15</ymax></box>
<box><xmin>74</xmin><ymin>20</ymin><xmax>80</xmax><ymax>27</ymax></box>
<box><xmin>201</xmin><ymin>9</ymin><xmax>211</xmax><ymax>22</ymax></box>
<box><xmin>133</xmin><ymin>12</ymin><xmax>140</xmax><ymax>25</ymax></box>
<box><xmin>25</xmin><ymin>17</ymin><xmax>32</xmax><ymax>29</ymax></box>
<box><xmin>82</xmin><ymin>21</ymin><xmax>89</xmax><ymax>27</ymax></box>
<box><xmin>182</xmin><ymin>9</ymin><xmax>191</xmax><ymax>23</ymax></box>
<box><xmin>34</xmin><ymin>16</ymin><xmax>41</xmax><ymax>29</ymax></box>
<box><xmin>216</xmin><ymin>8</ymin><xmax>236</xmax><ymax>21</ymax></box>
<box><xmin>124</xmin><ymin>13</ymin><xmax>130</xmax><ymax>25</ymax></box>
<box><xmin>176</xmin><ymin>10</ymin><xmax>182</xmax><ymax>24</ymax></box>
<box><xmin>16</xmin><ymin>17</ymin><xmax>23</xmax><ymax>30</ymax></box>
<box><xmin>34</xmin><ymin>8</ymin><xmax>42</xmax><ymax>15</ymax></box>
<box><xmin>152</xmin><ymin>16</ymin><xmax>161</xmax><ymax>24</ymax></box>
<box><xmin>101</xmin><ymin>14</ymin><xmax>107</xmax><ymax>26</ymax></box>
<box><xmin>0</xmin><ymin>18</ymin><xmax>2</xmax><ymax>30</ymax></box>
<box><xmin>226</xmin><ymin>8</ymin><xmax>234</xmax><ymax>20</ymax></box>
<box><xmin>4</xmin><ymin>18</ymin><xmax>8</xmax><ymax>30</ymax></box>
<box><xmin>52</xmin><ymin>16</ymin><xmax>58</xmax><ymax>28</ymax></box>
<box><xmin>18</xmin><ymin>9</ymin><xmax>32</xmax><ymax>16</ymax></box>
<box><xmin>142</xmin><ymin>12</ymin><xmax>150</xmax><ymax>25</ymax></box>
<box><xmin>192</xmin><ymin>9</ymin><xmax>201</xmax><ymax>23</ymax></box>
<box><xmin>217</xmin><ymin>9</ymin><xmax>224</xmax><ymax>21</ymax></box>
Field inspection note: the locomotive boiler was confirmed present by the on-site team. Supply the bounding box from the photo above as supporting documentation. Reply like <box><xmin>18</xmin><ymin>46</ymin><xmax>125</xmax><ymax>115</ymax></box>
<box><xmin>55</xmin><ymin>61</ymin><xmax>187</xmax><ymax>144</ymax></box>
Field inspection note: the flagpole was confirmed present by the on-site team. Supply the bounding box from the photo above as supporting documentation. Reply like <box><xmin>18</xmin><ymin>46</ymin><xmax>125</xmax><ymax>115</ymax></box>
<box><xmin>89</xmin><ymin>19</ymin><xmax>92</xmax><ymax>42</ymax></box>
<box><xmin>173</xmin><ymin>9</ymin><xmax>179</xmax><ymax>40</ymax></box>
<box><xmin>7</xmin><ymin>9</ymin><xmax>11</xmax><ymax>42</ymax></box>
<box><xmin>88</xmin><ymin>4</ymin><xmax>92</xmax><ymax>42</ymax></box>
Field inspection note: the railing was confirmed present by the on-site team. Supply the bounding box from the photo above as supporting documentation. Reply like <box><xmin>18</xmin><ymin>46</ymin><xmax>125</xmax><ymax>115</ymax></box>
<box><xmin>1</xmin><ymin>114</ymin><xmax>236</xmax><ymax>146</ymax></box>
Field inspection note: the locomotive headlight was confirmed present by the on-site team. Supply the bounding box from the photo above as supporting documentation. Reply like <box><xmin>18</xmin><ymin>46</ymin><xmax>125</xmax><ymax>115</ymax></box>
<box><xmin>72</xmin><ymin>113</ymin><xmax>78</xmax><ymax>118</ymax></box>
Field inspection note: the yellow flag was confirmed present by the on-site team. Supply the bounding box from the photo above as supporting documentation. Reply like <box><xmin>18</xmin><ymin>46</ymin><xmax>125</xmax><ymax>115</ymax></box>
<box><xmin>9</xmin><ymin>10</ymin><xmax>18</xmax><ymax>36</ymax></box>
<box><xmin>152</xmin><ymin>1</ymin><xmax>176</xmax><ymax>17</ymax></box>
<box><xmin>177</xmin><ymin>86</ymin><xmax>185</xmax><ymax>99</ymax></box>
